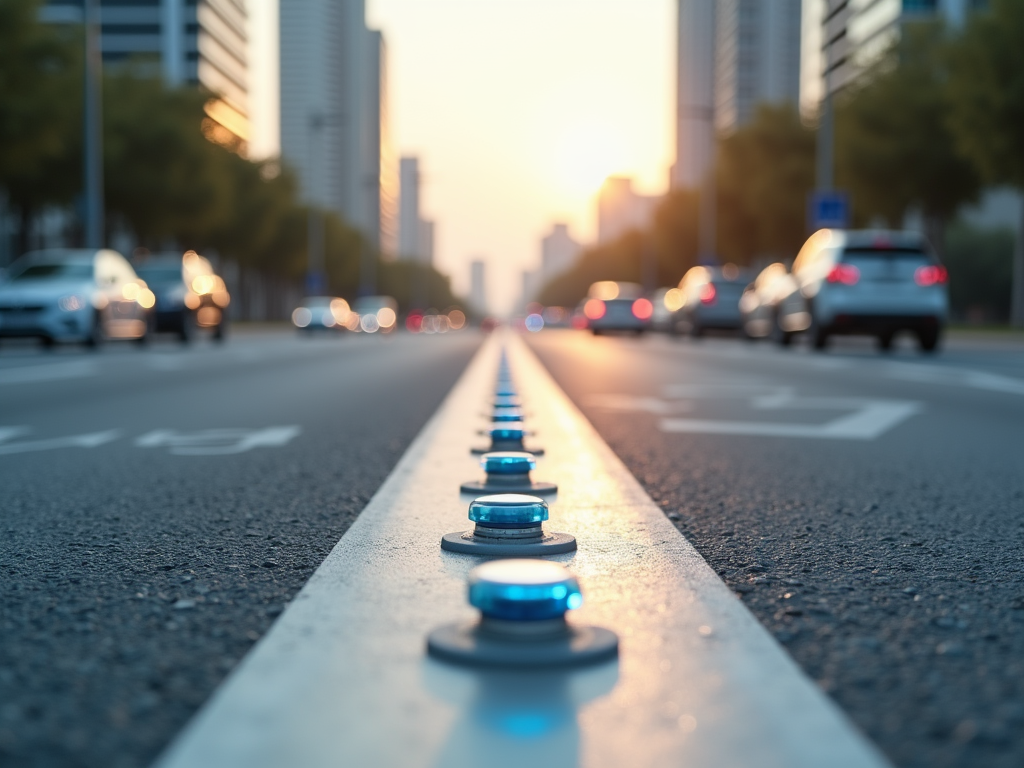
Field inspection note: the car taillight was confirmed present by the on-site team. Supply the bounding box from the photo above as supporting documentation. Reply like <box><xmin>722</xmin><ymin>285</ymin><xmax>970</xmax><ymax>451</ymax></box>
<box><xmin>583</xmin><ymin>298</ymin><xmax>606</xmax><ymax>320</ymax></box>
<box><xmin>826</xmin><ymin>264</ymin><xmax>860</xmax><ymax>285</ymax></box>
<box><xmin>915</xmin><ymin>265</ymin><xmax>948</xmax><ymax>286</ymax></box>
<box><xmin>699</xmin><ymin>283</ymin><xmax>716</xmax><ymax>304</ymax></box>
<box><xmin>631</xmin><ymin>297</ymin><xmax>653</xmax><ymax>320</ymax></box>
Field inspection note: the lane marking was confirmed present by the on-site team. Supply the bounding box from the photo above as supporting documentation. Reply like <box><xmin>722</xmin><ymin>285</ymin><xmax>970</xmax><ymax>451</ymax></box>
<box><xmin>0</xmin><ymin>429</ymin><xmax>120</xmax><ymax>455</ymax></box>
<box><xmin>0</xmin><ymin>359</ymin><xmax>99</xmax><ymax>385</ymax></box>
<box><xmin>135</xmin><ymin>427</ymin><xmax>301</xmax><ymax>455</ymax></box>
<box><xmin>156</xmin><ymin>334</ymin><xmax>888</xmax><ymax>768</ymax></box>
<box><xmin>589</xmin><ymin>386</ymin><xmax>921</xmax><ymax>440</ymax></box>
<box><xmin>883</xmin><ymin>362</ymin><xmax>1024</xmax><ymax>396</ymax></box>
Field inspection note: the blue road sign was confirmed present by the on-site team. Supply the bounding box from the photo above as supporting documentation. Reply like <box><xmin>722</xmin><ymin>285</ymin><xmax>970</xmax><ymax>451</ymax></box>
<box><xmin>809</xmin><ymin>191</ymin><xmax>850</xmax><ymax>229</ymax></box>
<box><xmin>305</xmin><ymin>271</ymin><xmax>327</xmax><ymax>294</ymax></box>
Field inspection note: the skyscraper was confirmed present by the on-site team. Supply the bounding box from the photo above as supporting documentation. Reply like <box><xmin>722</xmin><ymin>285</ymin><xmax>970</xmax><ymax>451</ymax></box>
<box><xmin>672</xmin><ymin>0</ymin><xmax>716</xmax><ymax>189</ymax></box>
<box><xmin>541</xmin><ymin>224</ymin><xmax>581</xmax><ymax>280</ymax></box>
<box><xmin>470</xmin><ymin>260</ymin><xmax>487</xmax><ymax>315</ymax></box>
<box><xmin>41</xmin><ymin>0</ymin><xmax>250</xmax><ymax>149</ymax></box>
<box><xmin>279</xmin><ymin>0</ymin><xmax>392</xmax><ymax>249</ymax></box>
<box><xmin>714</xmin><ymin>0</ymin><xmax>801</xmax><ymax>133</ymax></box>
<box><xmin>398</xmin><ymin>157</ymin><xmax>435</xmax><ymax>265</ymax></box>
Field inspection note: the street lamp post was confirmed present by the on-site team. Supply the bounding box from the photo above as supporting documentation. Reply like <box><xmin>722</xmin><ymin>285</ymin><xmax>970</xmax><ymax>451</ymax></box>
<box><xmin>83</xmin><ymin>0</ymin><xmax>105</xmax><ymax>248</ymax></box>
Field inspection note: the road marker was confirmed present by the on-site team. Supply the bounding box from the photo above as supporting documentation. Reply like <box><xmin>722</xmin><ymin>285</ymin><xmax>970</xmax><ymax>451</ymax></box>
<box><xmin>155</xmin><ymin>333</ymin><xmax>890</xmax><ymax>768</ymax></box>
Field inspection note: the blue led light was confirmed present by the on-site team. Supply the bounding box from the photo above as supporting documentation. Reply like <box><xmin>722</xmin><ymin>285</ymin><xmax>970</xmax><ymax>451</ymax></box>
<box><xmin>469</xmin><ymin>493</ymin><xmax>548</xmax><ymax>526</ymax></box>
<box><xmin>495</xmin><ymin>384</ymin><xmax>517</xmax><ymax>397</ymax></box>
<box><xmin>468</xmin><ymin>560</ymin><xmax>583</xmax><ymax>621</ymax></box>
<box><xmin>489</xmin><ymin>426</ymin><xmax>525</xmax><ymax>441</ymax></box>
<box><xmin>491</xmin><ymin>407</ymin><xmax>524</xmax><ymax>423</ymax></box>
<box><xmin>482</xmin><ymin>452</ymin><xmax>536</xmax><ymax>475</ymax></box>
<box><xmin>492</xmin><ymin>395</ymin><xmax>521</xmax><ymax>408</ymax></box>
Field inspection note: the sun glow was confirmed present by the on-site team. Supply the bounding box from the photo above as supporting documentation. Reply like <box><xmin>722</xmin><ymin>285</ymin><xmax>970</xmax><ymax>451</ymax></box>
<box><xmin>552</xmin><ymin>124</ymin><xmax>630</xmax><ymax>199</ymax></box>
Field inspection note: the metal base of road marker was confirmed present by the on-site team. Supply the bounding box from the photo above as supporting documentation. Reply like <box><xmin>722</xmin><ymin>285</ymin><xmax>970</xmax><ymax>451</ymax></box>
<box><xmin>469</xmin><ymin>443</ymin><xmax>545</xmax><ymax>455</ymax></box>
<box><xmin>440</xmin><ymin>530</ymin><xmax>576</xmax><ymax>555</ymax></box>
<box><xmin>460</xmin><ymin>479</ymin><xmax>557</xmax><ymax>495</ymax></box>
<box><xmin>427</xmin><ymin>620</ymin><xmax>618</xmax><ymax>668</ymax></box>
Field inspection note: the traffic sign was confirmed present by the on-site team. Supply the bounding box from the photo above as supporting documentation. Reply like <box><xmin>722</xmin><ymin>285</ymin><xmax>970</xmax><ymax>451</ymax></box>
<box><xmin>809</xmin><ymin>191</ymin><xmax>850</xmax><ymax>229</ymax></box>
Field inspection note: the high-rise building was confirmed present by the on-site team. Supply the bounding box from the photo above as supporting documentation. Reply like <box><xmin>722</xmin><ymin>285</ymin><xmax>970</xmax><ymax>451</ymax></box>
<box><xmin>397</xmin><ymin>157</ymin><xmax>435</xmax><ymax>265</ymax></box>
<box><xmin>541</xmin><ymin>224</ymin><xmax>581</xmax><ymax>280</ymax></box>
<box><xmin>398</xmin><ymin>157</ymin><xmax>421</xmax><ymax>259</ymax></box>
<box><xmin>714</xmin><ymin>0</ymin><xmax>801</xmax><ymax>133</ymax></box>
<box><xmin>368</xmin><ymin>30</ymin><xmax>398</xmax><ymax>258</ymax></box>
<box><xmin>597</xmin><ymin>177</ymin><xmax>660</xmax><ymax>244</ymax></box>
<box><xmin>41</xmin><ymin>0</ymin><xmax>250</xmax><ymax>149</ymax></box>
<box><xmin>470</xmin><ymin>260</ymin><xmax>487</xmax><ymax>315</ymax></box>
<box><xmin>279</xmin><ymin>0</ymin><xmax>392</xmax><ymax>250</ymax></box>
<box><xmin>804</xmin><ymin>0</ymin><xmax>976</xmax><ymax>108</ymax></box>
<box><xmin>672</xmin><ymin>0</ymin><xmax>716</xmax><ymax>189</ymax></box>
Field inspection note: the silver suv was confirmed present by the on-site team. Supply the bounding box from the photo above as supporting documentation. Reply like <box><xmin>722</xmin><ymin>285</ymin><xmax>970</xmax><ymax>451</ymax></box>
<box><xmin>775</xmin><ymin>229</ymin><xmax>948</xmax><ymax>352</ymax></box>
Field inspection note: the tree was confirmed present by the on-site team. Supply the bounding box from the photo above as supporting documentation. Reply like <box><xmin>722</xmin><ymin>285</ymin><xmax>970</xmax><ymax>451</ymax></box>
<box><xmin>946</xmin><ymin>0</ymin><xmax>1024</xmax><ymax>325</ymax></box>
<box><xmin>103</xmin><ymin>72</ymin><xmax>232</xmax><ymax>247</ymax></box>
<box><xmin>0</xmin><ymin>0</ymin><xmax>82</xmax><ymax>254</ymax></box>
<box><xmin>716</xmin><ymin>104</ymin><xmax>816</xmax><ymax>265</ymax></box>
<box><xmin>836</xmin><ymin>21</ymin><xmax>981</xmax><ymax>259</ymax></box>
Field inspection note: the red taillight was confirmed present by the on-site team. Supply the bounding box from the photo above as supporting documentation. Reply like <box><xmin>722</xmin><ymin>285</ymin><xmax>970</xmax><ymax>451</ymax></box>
<box><xmin>915</xmin><ymin>265</ymin><xmax>948</xmax><ymax>286</ymax></box>
<box><xmin>631</xmin><ymin>297</ymin><xmax>653</xmax><ymax>320</ymax></box>
<box><xmin>583</xmin><ymin>298</ymin><xmax>606</xmax><ymax>320</ymax></box>
<box><xmin>826</xmin><ymin>264</ymin><xmax>860</xmax><ymax>285</ymax></box>
<box><xmin>699</xmin><ymin>283</ymin><xmax>717</xmax><ymax>304</ymax></box>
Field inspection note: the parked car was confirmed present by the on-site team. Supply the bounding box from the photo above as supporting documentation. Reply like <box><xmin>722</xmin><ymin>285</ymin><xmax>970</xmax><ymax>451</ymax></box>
<box><xmin>739</xmin><ymin>262</ymin><xmax>798</xmax><ymax>340</ymax></box>
<box><xmin>672</xmin><ymin>265</ymin><xmax>749</xmax><ymax>337</ymax></box>
<box><xmin>353</xmin><ymin>295</ymin><xmax>398</xmax><ymax>333</ymax></box>
<box><xmin>292</xmin><ymin>296</ymin><xmax>353</xmax><ymax>333</ymax></box>
<box><xmin>0</xmin><ymin>248</ymin><xmax>154</xmax><ymax>348</ymax></box>
<box><xmin>582</xmin><ymin>281</ymin><xmax>652</xmax><ymax>335</ymax></box>
<box><xmin>774</xmin><ymin>229</ymin><xmax>948</xmax><ymax>351</ymax></box>
<box><xmin>133</xmin><ymin>250</ymin><xmax>230</xmax><ymax>342</ymax></box>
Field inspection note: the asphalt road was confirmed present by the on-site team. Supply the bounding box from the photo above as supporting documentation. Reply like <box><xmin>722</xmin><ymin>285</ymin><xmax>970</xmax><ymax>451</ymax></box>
<box><xmin>0</xmin><ymin>329</ymin><xmax>481</xmax><ymax>768</ymax></box>
<box><xmin>527</xmin><ymin>329</ymin><xmax>1024</xmax><ymax>768</ymax></box>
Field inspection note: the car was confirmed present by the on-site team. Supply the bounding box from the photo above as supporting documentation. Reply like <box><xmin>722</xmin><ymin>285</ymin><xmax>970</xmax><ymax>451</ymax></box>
<box><xmin>672</xmin><ymin>264</ymin><xmax>749</xmax><ymax>337</ymax></box>
<box><xmin>292</xmin><ymin>296</ymin><xmax>353</xmax><ymax>333</ymax></box>
<box><xmin>0</xmin><ymin>248</ymin><xmax>154</xmax><ymax>348</ymax></box>
<box><xmin>581</xmin><ymin>281</ymin><xmax>652</xmax><ymax>335</ymax></box>
<box><xmin>739</xmin><ymin>262</ymin><xmax>798</xmax><ymax>340</ymax></box>
<box><xmin>352</xmin><ymin>295</ymin><xmax>398</xmax><ymax>333</ymax></box>
<box><xmin>774</xmin><ymin>229</ymin><xmax>949</xmax><ymax>352</ymax></box>
<box><xmin>132</xmin><ymin>250</ymin><xmax>230</xmax><ymax>342</ymax></box>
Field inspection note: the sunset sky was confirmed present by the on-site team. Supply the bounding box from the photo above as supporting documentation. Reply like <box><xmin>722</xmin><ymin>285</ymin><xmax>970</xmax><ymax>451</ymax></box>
<box><xmin>368</xmin><ymin>0</ymin><xmax>675</xmax><ymax>312</ymax></box>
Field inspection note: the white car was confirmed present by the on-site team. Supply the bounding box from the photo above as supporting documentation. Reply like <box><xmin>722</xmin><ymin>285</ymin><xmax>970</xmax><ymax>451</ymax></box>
<box><xmin>0</xmin><ymin>249</ymin><xmax>154</xmax><ymax>348</ymax></box>
<box><xmin>775</xmin><ymin>229</ymin><xmax>948</xmax><ymax>351</ymax></box>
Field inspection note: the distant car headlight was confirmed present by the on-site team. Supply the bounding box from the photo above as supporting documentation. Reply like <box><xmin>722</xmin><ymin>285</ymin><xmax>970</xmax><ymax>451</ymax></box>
<box><xmin>58</xmin><ymin>295</ymin><xmax>85</xmax><ymax>311</ymax></box>
<box><xmin>292</xmin><ymin>307</ymin><xmax>312</xmax><ymax>328</ymax></box>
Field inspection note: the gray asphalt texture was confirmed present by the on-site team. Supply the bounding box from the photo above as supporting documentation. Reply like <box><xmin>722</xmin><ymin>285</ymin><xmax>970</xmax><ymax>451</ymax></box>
<box><xmin>0</xmin><ymin>330</ymin><xmax>481</xmax><ymax>768</ymax></box>
<box><xmin>528</xmin><ymin>330</ymin><xmax>1024</xmax><ymax>768</ymax></box>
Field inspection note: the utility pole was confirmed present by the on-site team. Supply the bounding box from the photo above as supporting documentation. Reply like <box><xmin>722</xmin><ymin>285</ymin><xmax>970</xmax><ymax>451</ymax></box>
<box><xmin>83</xmin><ymin>0</ymin><xmax>105</xmax><ymax>248</ymax></box>
<box><xmin>359</xmin><ymin>175</ymin><xmax>376</xmax><ymax>298</ymax></box>
<box><xmin>306</xmin><ymin>113</ymin><xmax>327</xmax><ymax>295</ymax></box>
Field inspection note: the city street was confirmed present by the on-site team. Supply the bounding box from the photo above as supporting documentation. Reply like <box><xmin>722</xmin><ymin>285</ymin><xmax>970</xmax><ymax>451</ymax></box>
<box><xmin>527</xmin><ymin>330</ymin><xmax>1024</xmax><ymax>768</ymax></box>
<box><xmin>0</xmin><ymin>330</ymin><xmax>482</xmax><ymax>768</ymax></box>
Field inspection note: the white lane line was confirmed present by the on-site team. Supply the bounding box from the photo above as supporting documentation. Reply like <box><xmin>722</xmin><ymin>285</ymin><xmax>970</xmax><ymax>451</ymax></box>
<box><xmin>135</xmin><ymin>427</ymin><xmax>301</xmax><ymax>455</ymax></box>
<box><xmin>155</xmin><ymin>333</ymin><xmax>888</xmax><ymax>768</ymax></box>
<box><xmin>583</xmin><ymin>393</ymin><xmax>692</xmax><ymax>414</ymax></box>
<box><xmin>0</xmin><ymin>429</ymin><xmax>120</xmax><ymax>455</ymax></box>
<box><xmin>0</xmin><ymin>359</ymin><xmax>99</xmax><ymax>385</ymax></box>
<box><xmin>883</xmin><ymin>362</ymin><xmax>1024</xmax><ymax>395</ymax></box>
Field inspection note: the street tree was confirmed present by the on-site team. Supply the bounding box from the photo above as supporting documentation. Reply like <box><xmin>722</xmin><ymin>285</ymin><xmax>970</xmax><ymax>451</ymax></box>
<box><xmin>835</xmin><ymin>21</ymin><xmax>980</xmax><ymax>258</ymax></box>
<box><xmin>946</xmin><ymin>0</ymin><xmax>1024</xmax><ymax>325</ymax></box>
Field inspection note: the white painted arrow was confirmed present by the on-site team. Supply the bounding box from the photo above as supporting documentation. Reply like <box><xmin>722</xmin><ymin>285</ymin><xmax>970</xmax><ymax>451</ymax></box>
<box><xmin>135</xmin><ymin>426</ymin><xmax>301</xmax><ymax>455</ymax></box>
<box><xmin>0</xmin><ymin>429</ymin><xmax>120</xmax><ymax>455</ymax></box>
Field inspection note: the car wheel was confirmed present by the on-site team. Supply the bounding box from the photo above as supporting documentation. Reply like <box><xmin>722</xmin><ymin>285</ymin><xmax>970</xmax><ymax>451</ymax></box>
<box><xmin>41</xmin><ymin>335</ymin><xmax>56</xmax><ymax>350</ymax></box>
<box><xmin>212</xmin><ymin>320</ymin><xmax>228</xmax><ymax>342</ymax></box>
<box><xmin>591</xmin><ymin>329</ymin><xmax>602</xmax><ymax>336</ymax></box>
<box><xmin>179</xmin><ymin>311</ymin><xmax>195</xmax><ymax>344</ymax></box>
<box><xmin>917</xmin><ymin>327</ymin><xmax>940</xmax><ymax>353</ymax></box>
<box><xmin>84</xmin><ymin>311</ymin><xmax>104</xmax><ymax>349</ymax></box>
<box><xmin>689</xmin><ymin>322</ymin><xmax>704</xmax><ymax>339</ymax></box>
<box><xmin>878</xmin><ymin>331</ymin><xmax>894</xmax><ymax>352</ymax></box>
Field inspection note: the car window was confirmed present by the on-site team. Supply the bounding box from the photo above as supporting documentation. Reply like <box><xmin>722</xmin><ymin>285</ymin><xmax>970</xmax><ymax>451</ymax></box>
<box><xmin>11</xmin><ymin>263</ymin><xmax>93</xmax><ymax>281</ymax></box>
<box><xmin>135</xmin><ymin>266</ymin><xmax>183</xmax><ymax>284</ymax></box>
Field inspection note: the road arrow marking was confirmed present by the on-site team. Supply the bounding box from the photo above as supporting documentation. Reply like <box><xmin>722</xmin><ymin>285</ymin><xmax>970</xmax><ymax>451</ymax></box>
<box><xmin>135</xmin><ymin>426</ymin><xmax>301</xmax><ymax>455</ymax></box>
<box><xmin>0</xmin><ymin>429</ymin><xmax>120</xmax><ymax>455</ymax></box>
